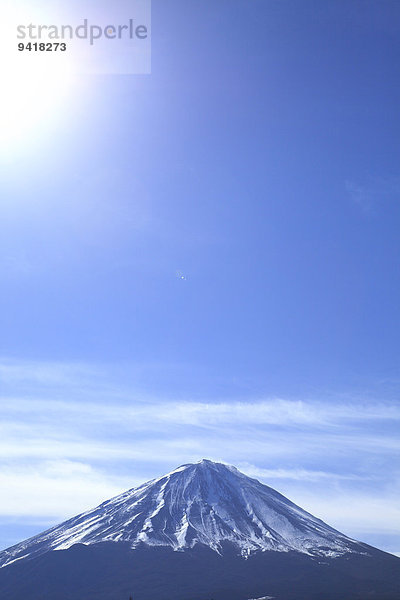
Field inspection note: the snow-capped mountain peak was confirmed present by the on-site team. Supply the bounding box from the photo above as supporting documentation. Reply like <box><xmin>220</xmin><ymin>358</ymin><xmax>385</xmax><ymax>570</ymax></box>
<box><xmin>0</xmin><ymin>460</ymin><xmax>364</xmax><ymax>568</ymax></box>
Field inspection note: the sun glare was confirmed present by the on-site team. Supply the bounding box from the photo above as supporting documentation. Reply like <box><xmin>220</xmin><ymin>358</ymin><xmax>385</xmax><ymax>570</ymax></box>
<box><xmin>0</xmin><ymin>2</ymin><xmax>74</xmax><ymax>150</ymax></box>
<box><xmin>1</xmin><ymin>56</ymin><xmax>72</xmax><ymax>147</ymax></box>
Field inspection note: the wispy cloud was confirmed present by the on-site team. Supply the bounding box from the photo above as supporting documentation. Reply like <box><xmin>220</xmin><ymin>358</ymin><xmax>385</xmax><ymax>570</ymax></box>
<box><xmin>0</xmin><ymin>358</ymin><xmax>105</xmax><ymax>388</ymax></box>
<box><xmin>1</xmin><ymin>400</ymin><xmax>399</xmax><ymax>469</ymax></box>
<box><xmin>237</xmin><ymin>464</ymin><xmax>376</xmax><ymax>483</ymax></box>
<box><xmin>284</xmin><ymin>489</ymin><xmax>400</xmax><ymax>536</ymax></box>
<box><xmin>346</xmin><ymin>177</ymin><xmax>400</xmax><ymax>214</ymax></box>
<box><xmin>0</xmin><ymin>461</ymin><xmax>137</xmax><ymax>519</ymax></box>
<box><xmin>2</xmin><ymin>395</ymin><xmax>400</xmax><ymax>429</ymax></box>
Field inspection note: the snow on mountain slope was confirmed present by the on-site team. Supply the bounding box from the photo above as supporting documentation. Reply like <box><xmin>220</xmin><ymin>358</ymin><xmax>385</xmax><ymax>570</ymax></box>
<box><xmin>0</xmin><ymin>459</ymin><xmax>365</xmax><ymax>568</ymax></box>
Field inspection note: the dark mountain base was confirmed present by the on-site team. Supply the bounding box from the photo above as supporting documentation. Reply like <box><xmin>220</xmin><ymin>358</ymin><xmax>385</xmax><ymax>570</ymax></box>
<box><xmin>0</xmin><ymin>542</ymin><xmax>399</xmax><ymax>600</ymax></box>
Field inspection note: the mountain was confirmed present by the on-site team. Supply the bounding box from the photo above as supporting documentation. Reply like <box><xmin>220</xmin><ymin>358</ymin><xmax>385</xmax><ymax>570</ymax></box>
<box><xmin>0</xmin><ymin>459</ymin><xmax>399</xmax><ymax>600</ymax></box>
<box><xmin>0</xmin><ymin>459</ymin><xmax>365</xmax><ymax>564</ymax></box>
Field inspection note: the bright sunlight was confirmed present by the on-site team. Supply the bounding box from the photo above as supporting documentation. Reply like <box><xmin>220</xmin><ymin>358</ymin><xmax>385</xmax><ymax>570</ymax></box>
<box><xmin>0</xmin><ymin>1</ymin><xmax>74</xmax><ymax>150</ymax></box>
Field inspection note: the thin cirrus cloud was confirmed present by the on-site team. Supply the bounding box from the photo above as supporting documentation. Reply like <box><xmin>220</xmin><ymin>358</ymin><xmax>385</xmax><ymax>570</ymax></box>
<box><xmin>2</xmin><ymin>394</ymin><xmax>400</xmax><ymax>428</ymax></box>
<box><xmin>0</xmin><ymin>460</ymin><xmax>136</xmax><ymax>519</ymax></box>
<box><xmin>236</xmin><ymin>464</ymin><xmax>376</xmax><ymax>483</ymax></box>
<box><xmin>1</xmin><ymin>398</ymin><xmax>400</xmax><ymax>465</ymax></box>
<box><xmin>346</xmin><ymin>177</ymin><xmax>400</xmax><ymax>213</ymax></box>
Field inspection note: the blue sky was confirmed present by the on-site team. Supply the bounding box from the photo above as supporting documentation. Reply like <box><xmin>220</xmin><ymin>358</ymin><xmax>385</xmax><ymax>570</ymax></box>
<box><xmin>0</xmin><ymin>0</ymin><xmax>399</xmax><ymax>556</ymax></box>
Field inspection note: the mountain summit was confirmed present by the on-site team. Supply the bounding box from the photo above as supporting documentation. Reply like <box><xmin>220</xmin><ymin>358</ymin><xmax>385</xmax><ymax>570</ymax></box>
<box><xmin>0</xmin><ymin>459</ymin><xmax>361</xmax><ymax>567</ymax></box>
<box><xmin>0</xmin><ymin>460</ymin><xmax>399</xmax><ymax>600</ymax></box>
